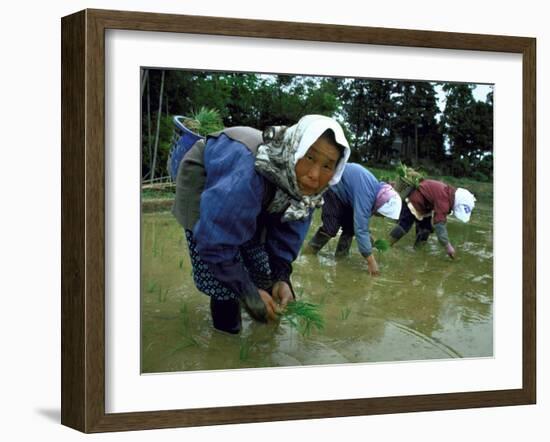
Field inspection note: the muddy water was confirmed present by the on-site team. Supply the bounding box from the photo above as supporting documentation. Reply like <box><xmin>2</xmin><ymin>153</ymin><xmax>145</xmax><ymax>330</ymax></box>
<box><xmin>141</xmin><ymin>197</ymin><xmax>493</xmax><ymax>373</ymax></box>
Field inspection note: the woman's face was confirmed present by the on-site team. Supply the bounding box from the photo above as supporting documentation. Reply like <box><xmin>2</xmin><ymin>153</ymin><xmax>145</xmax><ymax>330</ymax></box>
<box><xmin>295</xmin><ymin>137</ymin><xmax>340</xmax><ymax>196</ymax></box>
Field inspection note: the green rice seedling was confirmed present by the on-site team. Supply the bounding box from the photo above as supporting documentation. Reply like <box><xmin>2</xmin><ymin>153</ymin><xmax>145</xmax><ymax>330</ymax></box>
<box><xmin>182</xmin><ymin>117</ymin><xmax>201</xmax><ymax>133</ymax></box>
<box><xmin>179</xmin><ymin>303</ymin><xmax>190</xmax><ymax>330</ymax></box>
<box><xmin>373</xmin><ymin>239</ymin><xmax>390</xmax><ymax>252</ymax></box>
<box><xmin>152</xmin><ymin>232</ymin><xmax>158</xmax><ymax>257</ymax></box>
<box><xmin>170</xmin><ymin>340</ymin><xmax>197</xmax><ymax>354</ymax></box>
<box><xmin>172</xmin><ymin>303</ymin><xmax>199</xmax><ymax>351</ymax></box>
<box><xmin>178</xmin><ymin>258</ymin><xmax>184</xmax><ymax>269</ymax></box>
<box><xmin>239</xmin><ymin>338</ymin><xmax>252</xmax><ymax>361</ymax></box>
<box><xmin>193</xmin><ymin>107</ymin><xmax>224</xmax><ymax>135</ymax></box>
<box><xmin>157</xmin><ymin>286</ymin><xmax>169</xmax><ymax>303</ymax></box>
<box><xmin>340</xmin><ymin>306</ymin><xmax>352</xmax><ymax>320</ymax></box>
<box><xmin>157</xmin><ymin>286</ymin><xmax>162</xmax><ymax>302</ymax></box>
<box><xmin>278</xmin><ymin>300</ymin><xmax>325</xmax><ymax>337</ymax></box>
<box><xmin>396</xmin><ymin>162</ymin><xmax>408</xmax><ymax>178</ymax></box>
<box><xmin>184</xmin><ymin>107</ymin><xmax>224</xmax><ymax>137</ymax></box>
<box><xmin>394</xmin><ymin>162</ymin><xmax>425</xmax><ymax>198</ymax></box>
<box><xmin>149</xmin><ymin>222</ymin><xmax>159</xmax><ymax>257</ymax></box>
<box><xmin>403</xmin><ymin>163</ymin><xmax>425</xmax><ymax>186</ymax></box>
<box><xmin>146</xmin><ymin>280</ymin><xmax>158</xmax><ymax>293</ymax></box>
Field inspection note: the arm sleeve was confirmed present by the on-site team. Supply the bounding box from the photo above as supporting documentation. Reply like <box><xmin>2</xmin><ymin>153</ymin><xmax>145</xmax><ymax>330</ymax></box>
<box><xmin>265</xmin><ymin>212</ymin><xmax>312</xmax><ymax>283</ymax></box>
<box><xmin>193</xmin><ymin>136</ymin><xmax>263</xmax><ymax>297</ymax></box>
<box><xmin>433</xmin><ymin>210</ymin><xmax>449</xmax><ymax>225</ymax></box>
<box><xmin>352</xmin><ymin>186</ymin><xmax>374</xmax><ymax>258</ymax></box>
<box><xmin>432</xmin><ymin>193</ymin><xmax>452</xmax><ymax>224</ymax></box>
<box><xmin>434</xmin><ymin>222</ymin><xmax>450</xmax><ymax>247</ymax></box>
<box><xmin>419</xmin><ymin>180</ymin><xmax>450</xmax><ymax>225</ymax></box>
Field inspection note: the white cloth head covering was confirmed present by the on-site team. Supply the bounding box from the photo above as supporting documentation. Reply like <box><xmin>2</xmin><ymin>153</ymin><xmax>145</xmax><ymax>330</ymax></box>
<box><xmin>377</xmin><ymin>196</ymin><xmax>402</xmax><ymax>219</ymax></box>
<box><xmin>255</xmin><ymin>115</ymin><xmax>350</xmax><ymax>221</ymax></box>
<box><xmin>453</xmin><ymin>188</ymin><xmax>476</xmax><ymax>223</ymax></box>
<box><xmin>289</xmin><ymin>115</ymin><xmax>351</xmax><ymax>185</ymax></box>
<box><xmin>374</xmin><ymin>183</ymin><xmax>402</xmax><ymax>219</ymax></box>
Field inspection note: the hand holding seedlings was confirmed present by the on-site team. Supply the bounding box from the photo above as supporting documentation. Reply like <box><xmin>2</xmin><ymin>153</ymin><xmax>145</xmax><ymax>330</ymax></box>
<box><xmin>258</xmin><ymin>289</ymin><xmax>279</xmax><ymax>321</ymax></box>
<box><xmin>272</xmin><ymin>281</ymin><xmax>294</xmax><ymax>310</ymax></box>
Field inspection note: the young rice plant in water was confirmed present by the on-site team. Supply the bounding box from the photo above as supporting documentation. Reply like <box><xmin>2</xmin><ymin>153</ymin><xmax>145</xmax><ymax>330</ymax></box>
<box><xmin>278</xmin><ymin>300</ymin><xmax>325</xmax><ymax>337</ymax></box>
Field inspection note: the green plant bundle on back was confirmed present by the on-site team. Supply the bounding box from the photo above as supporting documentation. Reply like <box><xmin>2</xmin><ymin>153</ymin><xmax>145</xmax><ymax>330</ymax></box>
<box><xmin>394</xmin><ymin>162</ymin><xmax>425</xmax><ymax>198</ymax></box>
<box><xmin>183</xmin><ymin>107</ymin><xmax>224</xmax><ymax>137</ymax></box>
<box><xmin>278</xmin><ymin>300</ymin><xmax>325</xmax><ymax>337</ymax></box>
<box><xmin>396</xmin><ymin>162</ymin><xmax>408</xmax><ymax>178</ymax></box>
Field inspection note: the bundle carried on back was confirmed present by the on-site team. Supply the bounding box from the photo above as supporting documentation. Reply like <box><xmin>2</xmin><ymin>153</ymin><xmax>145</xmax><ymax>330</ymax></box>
<box><xmin>393</xmin><ymin>162</ymin><xmax>425</xmax><ymax>199</ymax></box>
<box><xmin>167</xmin><ymin>107</ymin><xmax>224</xmax><ymax>180</ymax></box>
<box><xmin>183</xmin><ymin>107</ymin><xmax>224</xmax><ymax>137</ymax></box>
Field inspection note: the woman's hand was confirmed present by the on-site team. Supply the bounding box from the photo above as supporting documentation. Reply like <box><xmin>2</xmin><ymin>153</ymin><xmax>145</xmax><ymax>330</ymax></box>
<box><xmin>272</xmin><ymin>281</ymin><xmax>294</xmax><ymax>310</ymax></box>
<box><xmin>258</xmin><ymin>289</ymin><xmax>279</xmax><ymax>321</ymax></box>
<box><xmin>446</xmin><ymin>243</ymin><xmax>456</xmax><ymax>259</ymax></box>
<box><xmin>366</xmin><ymin>254</ymin><xmax>380</xmax><ymax>277</ymax></box>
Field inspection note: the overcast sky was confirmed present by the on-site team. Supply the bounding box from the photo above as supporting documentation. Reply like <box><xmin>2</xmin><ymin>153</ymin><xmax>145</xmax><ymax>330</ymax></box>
<box><xmin>434</xmin><ymin>83</ymin><xmax>493</xmax><ymax>115</ymax></box>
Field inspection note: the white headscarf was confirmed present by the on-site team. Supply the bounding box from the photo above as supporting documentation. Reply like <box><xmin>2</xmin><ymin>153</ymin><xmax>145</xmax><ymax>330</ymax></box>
<box><xmin>374</xmin><ymin>183</ymin><xmax>402</xmax><ymax>220</ymax></box>
<box><xmin>377</xmin><ymin>196</ymin><xmax>402</xmax><ymax>220</ymax></box>
<box><xmin>453</xmin><ymin>188</ymin><xmax>476</xmax><ymax>223</ymax></box>
<box><xmin>289</xmin><ymin>115</ymin><xmax>350</xmax><ymax>185</ymax></box>
<box><xmin>255</xmin><ymin>115</ymin><xmax>350</xmax><ymax>222</ymax></box>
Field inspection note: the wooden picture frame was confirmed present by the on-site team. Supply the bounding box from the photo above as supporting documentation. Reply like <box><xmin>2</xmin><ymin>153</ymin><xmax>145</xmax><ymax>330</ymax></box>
<box><xmin>61</xmin><ymin>8</ymin><xmax>536</xmax><ymax>433</ymax></box>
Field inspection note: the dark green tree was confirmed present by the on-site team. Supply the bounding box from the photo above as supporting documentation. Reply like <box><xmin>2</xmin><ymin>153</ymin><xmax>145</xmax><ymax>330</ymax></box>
<box><xmin>338</xmin><ymin>78</ymin><xmax>369</xmax><ymax>160</ymax></box>
<box><xmin>140</xmin><ymin>70</ymin><xmax>343</xmax><ymax>180</ymax></box>
<box><xmin>440</xmin><ymin>84</ymin><xmax>493</xmax><ymax>178</ymax></box>
<box><xmin>393</xmin><ymin>81</ymin><xmax>442</xmax><ymax>166</ymax></box>
<box><xmin>338</xmin><ymin>79</ymin><xmax>396</xmax><ymax>162</ymax></box>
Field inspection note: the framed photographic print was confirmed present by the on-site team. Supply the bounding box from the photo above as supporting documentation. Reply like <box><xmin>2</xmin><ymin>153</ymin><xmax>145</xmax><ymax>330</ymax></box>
<box><xmin>61</xmin><ymin>9</ymin><xmax>536</xmax><ymax>433</ymax></box>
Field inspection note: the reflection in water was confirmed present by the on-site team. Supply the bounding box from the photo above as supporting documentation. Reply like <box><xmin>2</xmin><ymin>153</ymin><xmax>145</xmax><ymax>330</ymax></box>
<box><xmin>141</xmin><ymin>197</ymin><xmax>493</xmax><ymax>373</ymax></box>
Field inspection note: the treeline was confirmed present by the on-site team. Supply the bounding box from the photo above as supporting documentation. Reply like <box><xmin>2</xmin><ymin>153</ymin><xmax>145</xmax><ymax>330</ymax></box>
<box><xmin>141</xmin><ymin>69</ymin><xmax>493</xmax><ymax>182</ymax></box>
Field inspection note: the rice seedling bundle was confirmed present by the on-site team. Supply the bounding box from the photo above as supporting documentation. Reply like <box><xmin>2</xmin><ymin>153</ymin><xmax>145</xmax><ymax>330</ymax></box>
<box><xmin>278</xmin><ymin>300</ymin><xmax>325</xmax><ymax>337</ymax></box>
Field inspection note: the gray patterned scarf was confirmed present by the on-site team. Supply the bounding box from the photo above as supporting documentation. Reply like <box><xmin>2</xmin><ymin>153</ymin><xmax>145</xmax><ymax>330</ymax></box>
<box><xmin>254</xmin><ymin>115</ymin><xmax>350</xmax><ymax>222</ymax></box>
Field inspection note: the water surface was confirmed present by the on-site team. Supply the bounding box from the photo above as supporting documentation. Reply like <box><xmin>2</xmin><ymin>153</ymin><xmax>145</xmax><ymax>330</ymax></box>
<box><xmin>141</xmin><ymin>196</ymin><xmax>493</xmax><ymax>373</ymax></box>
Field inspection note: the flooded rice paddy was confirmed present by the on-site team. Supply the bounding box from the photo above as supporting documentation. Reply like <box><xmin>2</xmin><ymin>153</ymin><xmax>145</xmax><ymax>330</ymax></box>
<box><xmin>141</xmin><ymin>193</ymin><xmax>493</xmax><ymax>373</ymax></box>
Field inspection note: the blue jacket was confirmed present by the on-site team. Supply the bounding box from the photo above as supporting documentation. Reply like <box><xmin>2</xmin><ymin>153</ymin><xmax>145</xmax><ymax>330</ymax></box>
<box><xmin>193</xmin><ymin>133</ymin><xmax>312</xmax><ymax>296</ymax></box>
<box><xmin>329</xmin><ymin>163</ymin><xmax>382</xmax><ymax>257</ymax></box>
